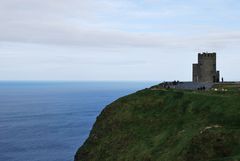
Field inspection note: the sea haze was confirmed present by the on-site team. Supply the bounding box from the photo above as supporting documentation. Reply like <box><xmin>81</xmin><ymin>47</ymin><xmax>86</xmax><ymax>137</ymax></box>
<box><xmin>0</xmin><ymin>81</ymin><xmax>156</xmax><ymax>161</ymax></box>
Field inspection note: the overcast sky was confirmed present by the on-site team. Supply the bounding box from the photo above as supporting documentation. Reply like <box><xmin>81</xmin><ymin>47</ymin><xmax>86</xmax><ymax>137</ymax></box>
<box><xmin>0</xmin><ymin>0</ymin><xmax>240</xmax><ymax>81</ymax></box>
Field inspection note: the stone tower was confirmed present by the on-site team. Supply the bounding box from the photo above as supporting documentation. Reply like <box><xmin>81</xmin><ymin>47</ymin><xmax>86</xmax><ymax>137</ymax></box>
<box><xmin>193</xmin><ymin>52</ymin><xmax>220</xmax><ymax>83</ymax></box>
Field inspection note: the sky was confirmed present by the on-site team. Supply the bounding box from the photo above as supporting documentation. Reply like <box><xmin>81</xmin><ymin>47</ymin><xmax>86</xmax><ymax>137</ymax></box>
<box><xmin>0</xmin><ymin>0</ymin><xmax>240</xmax><ymax>81</ymax></box>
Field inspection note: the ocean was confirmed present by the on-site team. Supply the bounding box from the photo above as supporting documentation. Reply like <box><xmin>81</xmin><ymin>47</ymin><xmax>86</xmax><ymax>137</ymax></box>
<box><xmin>0</xmin><ymin>81</ymin><xmax>155</xmax><ymax>161</ymax></box>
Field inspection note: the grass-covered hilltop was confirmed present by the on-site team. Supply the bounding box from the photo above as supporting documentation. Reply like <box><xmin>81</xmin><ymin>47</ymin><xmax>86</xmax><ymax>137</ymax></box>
<box><xmin>75</xmin><ymin>83</ymin><xmax>240</xmax><ymax>161</ymax></box>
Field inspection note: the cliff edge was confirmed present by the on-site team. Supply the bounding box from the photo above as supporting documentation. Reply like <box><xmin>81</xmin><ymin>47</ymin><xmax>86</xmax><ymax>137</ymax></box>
<box><xmin>75</xmin><ymin>87</ymin><xmax>240</xmax><ymax>161</ymax></box>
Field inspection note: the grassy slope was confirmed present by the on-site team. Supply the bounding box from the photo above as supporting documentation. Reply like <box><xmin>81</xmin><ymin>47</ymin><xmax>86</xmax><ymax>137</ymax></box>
<box><xmin>75</xmin><ymin>88</ymin><xmax>240</xmax><ymax>161</ymax></box>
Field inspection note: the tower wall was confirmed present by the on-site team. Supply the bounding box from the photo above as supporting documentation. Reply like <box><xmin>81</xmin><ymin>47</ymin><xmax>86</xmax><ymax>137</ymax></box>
<box><xmin>192</xmin><ymin>64</ymin><xmax>199</xmax><ymax>82</ymax></box>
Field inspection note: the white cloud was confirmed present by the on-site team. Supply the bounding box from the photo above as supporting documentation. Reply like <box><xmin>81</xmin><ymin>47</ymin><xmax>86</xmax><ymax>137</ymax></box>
<box><xmin>0</xmin><ymin>0</ymin><xmax>239</xmax><ymax>49</ymax></box>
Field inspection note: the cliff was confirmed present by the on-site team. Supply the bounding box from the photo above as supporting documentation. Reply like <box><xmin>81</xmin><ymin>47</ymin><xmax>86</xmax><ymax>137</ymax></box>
<box><xmin>75</xmin><ymin>87</ymin><xmax>240</xmax><ymax>161</ymax></box>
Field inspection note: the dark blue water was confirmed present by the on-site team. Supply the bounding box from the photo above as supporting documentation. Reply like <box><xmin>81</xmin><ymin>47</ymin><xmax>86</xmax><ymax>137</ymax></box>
<box><xmin>0</xmin><ymin>82</ymin><xmax>155</xmax><ymax>161</ymax></box>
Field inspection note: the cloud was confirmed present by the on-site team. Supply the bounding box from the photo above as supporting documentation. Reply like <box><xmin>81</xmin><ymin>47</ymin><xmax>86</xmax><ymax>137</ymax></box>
<box><xmin>2</xmin><ymin>19</ymin><xmax>240</xmax><ymax>50</ymax></box>
<box><xmin>0</xmin><ymin>0</ymin><xmax>240</xmax><ymax>50</ymax></box>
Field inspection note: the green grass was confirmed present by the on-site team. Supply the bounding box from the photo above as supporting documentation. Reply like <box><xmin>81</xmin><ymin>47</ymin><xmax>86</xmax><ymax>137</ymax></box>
<box><xmin>75</xmin><ymin>87</ymin><xmax>240</xmax><ymax>161</ymax></box>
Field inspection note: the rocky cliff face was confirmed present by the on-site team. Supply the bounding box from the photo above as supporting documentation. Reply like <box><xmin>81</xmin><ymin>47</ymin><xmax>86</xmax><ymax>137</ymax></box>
<box><xmin>75</xmin><ymin>88</ymin><xmax>240</xmax><ymax>161</ymax></box>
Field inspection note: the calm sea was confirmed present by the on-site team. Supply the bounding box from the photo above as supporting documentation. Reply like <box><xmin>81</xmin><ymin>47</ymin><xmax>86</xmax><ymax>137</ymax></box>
<box><xmin>0</xmin><ymin>81</ymin><xmax>155</xmax><ymax>161</ymax></box>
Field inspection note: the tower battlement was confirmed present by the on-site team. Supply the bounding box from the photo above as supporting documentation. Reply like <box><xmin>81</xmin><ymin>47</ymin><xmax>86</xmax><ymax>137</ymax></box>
<box><xmin>198</xmin><ymin>52</ymin><xmax>216</xmax><ymax>58</ymax></box>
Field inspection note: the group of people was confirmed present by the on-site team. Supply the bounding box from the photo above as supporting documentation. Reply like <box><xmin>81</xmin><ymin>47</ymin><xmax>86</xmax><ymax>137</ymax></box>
<box><xmin>161</xmin><ymin>80</ymin><xmax>181</xmax><ymax>89</ymax></box>
<box><xmin>197</xmin><ymin>86</ymin><xmax>206</xmax><ymax>91</ymax></box>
